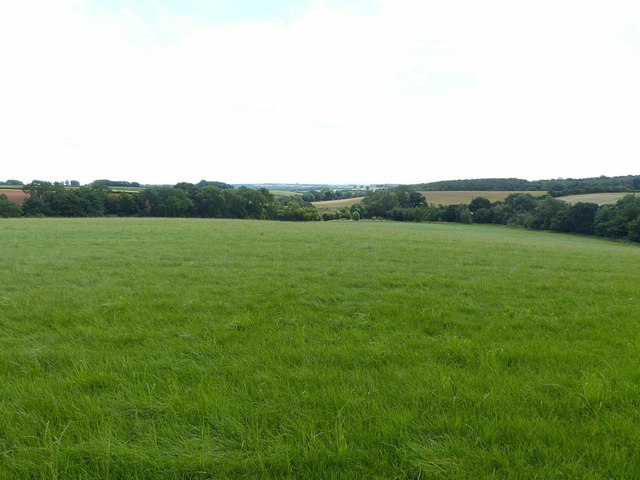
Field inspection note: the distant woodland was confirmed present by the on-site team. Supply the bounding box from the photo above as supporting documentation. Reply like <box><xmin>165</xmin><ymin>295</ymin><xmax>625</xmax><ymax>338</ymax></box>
<box><xmin>415</xmin><ymin>175</ymin><xmax>640</xmax><ymax>195</ymax></box>
<box><xmin>1</xmin><ymin>176</ymin><xmax>639</xmax><ymax>243</ymax></box>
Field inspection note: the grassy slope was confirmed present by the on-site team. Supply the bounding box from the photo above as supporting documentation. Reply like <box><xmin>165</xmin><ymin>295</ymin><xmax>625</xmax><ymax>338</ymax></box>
<box><xmin>1</xmin><ymin>219</ymin><xmax>639</xmax><ymax>478</ymax></box>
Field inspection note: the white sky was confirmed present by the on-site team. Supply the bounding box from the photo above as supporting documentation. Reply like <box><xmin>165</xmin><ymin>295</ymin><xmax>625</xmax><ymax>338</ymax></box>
<box><xmin>1</xmin><ymin>0</ymin><xmax>639</xmax><ymax>185</ymax></box>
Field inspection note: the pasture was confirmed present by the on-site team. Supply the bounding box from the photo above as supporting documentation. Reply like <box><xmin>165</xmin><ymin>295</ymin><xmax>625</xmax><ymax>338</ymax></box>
<box><xmin>1</xmin><ymin>218</ymin><xmax>639</xmax><ymax>478</ymax></box>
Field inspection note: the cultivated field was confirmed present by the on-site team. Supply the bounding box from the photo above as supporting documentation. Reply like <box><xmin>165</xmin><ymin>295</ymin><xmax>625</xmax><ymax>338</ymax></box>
<box><xmin>1</xmin><ymin>219</ymin><xmax>639</xmax><ymax>478</ymax></box>
<box><xmin>312</xmin><ymin>196</ymin><xmax>365</xmax><ymax>212</ymax></box>
<box><xmin>268</xmin><ymin>190</ymin><xmax>301</xmax><ymax>198</ymax></box>
<box><xmin>422</xmin><ymin>190</ymin><xmax>547</xmax><ymax>205</ymax></box>
<box><xmin>312</xmin><ymin>191</ymin><xmax>547</xmax><ymax>211</ymax></box>
<box><xmin>559</xmin><ymin>192</ymin><xmax>639</xmax><ymax>205</ymax></box>
<box><xmin>0</xmin><ymin>188</ymin><xmax>27</xmax><ymax>205</ymax></box>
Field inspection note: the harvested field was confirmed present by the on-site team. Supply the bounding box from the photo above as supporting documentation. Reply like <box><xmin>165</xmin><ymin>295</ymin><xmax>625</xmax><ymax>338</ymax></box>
<box><xmin>0</xmin><ymin>188</ymin><xmax>27</xmax><ymax>205</ymax></box>
<box><xmin>312</xmin><ymin>196</ymin><xmax>365</xmax><ymax>212</ymax></box>
<box><xmin>558</xmin><ymin>192</ymin><xmax>639</xmax><ymax>205</ymax></box>
<box><xmin>423</xmin><ymin>190</ymin><xmax>547</xmax><ymax>205</ymax></box>
<box><xmin>269</xmin><ymin>190</ymin><xmax>301</xmax><ymax>197</ymax></box>
<box><xmin>312</xmin><ymin>190</ymin><xmax>547</xmax><ymax>212</ymax></box>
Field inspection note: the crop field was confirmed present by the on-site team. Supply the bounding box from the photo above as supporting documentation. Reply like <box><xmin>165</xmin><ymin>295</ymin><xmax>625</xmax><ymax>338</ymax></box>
<box><xmin>0</xmin><ymin>189</ymin><xmax>27</xmax><ymax>205</ymax></box>
<box><xmin>421</xmin><ymin>190</ymin><xmax>548</xmax><ymax>205</ymax></box>
<box><xmin>312</xmin><ymin>191</ymin><xmax>547</xmax><ymax>211</ymax></box>
<box><xmin>559</xmin><ymin>192</ymin><xmax>639</xmax><ymax>205</ymax></box>
<box><xmin>1</xmin><ymin>218</ymin><xmax>639</xmax><ymax>478</ymax></box>
<box><xmin>312</xmin><ymin>197</ymin><xmax>365</xmax><ymax>212</ymax></box>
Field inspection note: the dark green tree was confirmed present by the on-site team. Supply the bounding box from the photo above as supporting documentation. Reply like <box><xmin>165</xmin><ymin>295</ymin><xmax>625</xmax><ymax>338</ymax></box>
<box><xmin>0</xmin><ymin>194</ymin><xmax>22</xmax><ymax>217</ymax></box>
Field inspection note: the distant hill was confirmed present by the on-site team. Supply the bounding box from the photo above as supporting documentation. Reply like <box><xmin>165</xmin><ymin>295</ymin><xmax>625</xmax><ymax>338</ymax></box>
<box><xmin>414</xmin><ymin>175</ymin><xmax>640</xmax><ymax>195</ymax></box>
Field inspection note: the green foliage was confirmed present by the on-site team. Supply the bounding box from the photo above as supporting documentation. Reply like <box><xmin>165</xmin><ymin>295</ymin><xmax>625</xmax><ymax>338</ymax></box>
<box><xmin>415</xmin><ymin>174</ymin><xmax>640</xmax><ymax>195</ymax></box>
<box><xmin>1</xmin><ymin>219</ymin><xmax>639</xmax><ymax>478</ymax></box>
<box><xmin>362</xmin><ymin>186</ymin><xmax>427</xmax><ymax>220</ymax></box>
<box><xmin>91</xmin><ymin>179</ymin><xmax>141</xmax><ymax>188</ymax></box>
<box><xmin>403</xmin><ymin>193</ymin><xmax>640</xmax><ymax>243</ymax></box>
<box><xmin>2</xmin><ymin>179</ymin><xmax>23</xmax><ymax>186</ymax></box>
<box><xmin>0</xmin><ymin>194</ymin><xmax>22</xmax><ymax>217</ymax></box>
<box><xmin>278</xmin><ymin>200</ymin><xmax>320</xmax><ymax>221</ymax></box>
<box><xmin>196</xmin><ymin>179</ymin><xmax>234</xmax><ymax>189</ymax></box>
<box><xmin>594</xmin><ymin>194</ymin><xmax>640</xmax><ymax>239</ymax></box>
<box><xmin>14</xmin><ymin>182</ymin><xmax>319</xmax><ymax>222</ymax></box>
<box><xmin>301</xmin><ymin>188</ymin><xmax>364</xmax><ymax>202</ymax></box>
<box><xmin>468</xmin><ymin>196</ymin><xmax>491</xmax><ymax>212</ymax></box>
<box><xmin>362</xmin><ymin>189</ymin><xmax>400</xmax><ymax>217</ymax></box>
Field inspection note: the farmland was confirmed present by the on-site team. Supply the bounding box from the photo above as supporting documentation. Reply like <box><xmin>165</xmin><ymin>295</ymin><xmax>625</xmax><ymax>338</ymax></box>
<box><xmin>558</xmin><ymin>192</ymin><xmax>639</xmax><ymax>205</ymax></box>
<box><xmin>312</xmin><ymin>190</ymin><xmax>547</xmax><ymax>212</ymax></box>
<box><xmin>1</xmin><ymin>219</ymin><xmax>639</xmax><ymax>478</ymax></box>
<box><xmin>0</xmin><ymin>188</ymin><xmax>27</xmax><ymax>205</ymax></box>
<box><xmin>421</xmin><ymin>190</ymin><xmax>547</xmax><ymax>205</ymax></box>
<box><xmin>312</xmin><ymin>196</ymin><xmax>365</xmax><ymax>212</ymax></box>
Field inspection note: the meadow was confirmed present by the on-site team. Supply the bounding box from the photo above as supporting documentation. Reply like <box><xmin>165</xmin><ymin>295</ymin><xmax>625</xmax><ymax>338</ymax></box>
<box><xmin>1</xmin><ymin>218</ymin><xmax>639</xmax><ymax>478</ymax></box>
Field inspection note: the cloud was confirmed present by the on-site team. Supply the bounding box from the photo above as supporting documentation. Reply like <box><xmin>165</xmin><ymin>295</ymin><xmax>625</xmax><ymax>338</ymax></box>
<box><xmin>1</xmin><ymin>0</ymin><xmax>639</xmax><ymax>183</ymax></box>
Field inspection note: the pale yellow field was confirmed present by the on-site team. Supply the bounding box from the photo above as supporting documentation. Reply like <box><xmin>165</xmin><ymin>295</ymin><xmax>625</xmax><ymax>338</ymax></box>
<box><xmin>312</xmin><ymin>196</ymin><xmax>365</xmax><ymax>212</ymax></box>
<box><xmin>312</xmin><ymin>190</ymin><xmax>548</xmax><ymax>212</ymax></box>
<box><xmin>423</xmin><ymin>190</ymin><xmax>547</xmax><ymax>205</ymax></box>
<box><xmin>558</xmin><ymin>192</ymin><xmax>639</xmax><ymax>205</ymax></box>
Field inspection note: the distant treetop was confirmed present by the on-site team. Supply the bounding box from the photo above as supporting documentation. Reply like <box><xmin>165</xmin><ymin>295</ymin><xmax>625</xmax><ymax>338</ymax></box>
<box><xmin>414</xmin><ymin>175</ymin><xmax>640</xmax><ymax>195</ymax></box>
<box><xmin>196</xmin><ymin>180</ymin><xmax>234</xmax><ymax>189</ymax></box>
<box><xmin>91</xmin><ymin>180</ymin><xmax>141</xmax><ymax>188</ymax></box>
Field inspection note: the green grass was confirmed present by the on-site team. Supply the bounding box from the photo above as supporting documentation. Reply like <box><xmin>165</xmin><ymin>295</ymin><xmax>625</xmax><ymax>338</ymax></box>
<box><xmin>1</xmin><ymin>219</ymin><xmax>639</xmax><ymax>478</ymax></box>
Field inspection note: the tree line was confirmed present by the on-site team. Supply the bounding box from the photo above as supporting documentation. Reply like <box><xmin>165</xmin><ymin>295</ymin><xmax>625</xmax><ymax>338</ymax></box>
<box><xmin>356</xmin><ymin>187</ymin><xmax>640</xmax><ymax>243</ymax></box>
<box><xmin>0</xmin><ymin>181</ymin><xmax>319</xmax><ymax>221</ymax></box>
<box><xmin>414</xmin><ymin>175</ymin><xmax>640</xmax><ymax>196</ymax></box>
<box><xmin>300</xmin><ymin>188</ymin><xmax>365</xmax><ymax>202</ymax></box>
<box><xmin>2</xmin><ymin>180</ymin><xmax>639</xmax><ymax>243</ymax></box>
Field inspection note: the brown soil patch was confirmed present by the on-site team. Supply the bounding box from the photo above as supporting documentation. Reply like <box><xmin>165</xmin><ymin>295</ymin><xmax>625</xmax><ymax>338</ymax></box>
<box><xmin>0</xmin><ymin>189</ymin><xmax>28</xmax><ymax>205</ymax></box>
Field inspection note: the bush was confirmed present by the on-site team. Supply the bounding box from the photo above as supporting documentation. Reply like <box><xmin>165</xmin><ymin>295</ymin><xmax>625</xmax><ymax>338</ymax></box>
<box><xmin>0</xmin><ymin>194</ymin><xmax>22</xmax><ymax>217</ymax></box>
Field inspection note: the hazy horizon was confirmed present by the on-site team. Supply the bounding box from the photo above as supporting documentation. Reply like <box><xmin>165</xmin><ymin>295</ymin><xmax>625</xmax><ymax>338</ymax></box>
<box><xmin>2</xmin><ymin>1</ymin><xmax>639</xmax><ymax>185</ymax></box>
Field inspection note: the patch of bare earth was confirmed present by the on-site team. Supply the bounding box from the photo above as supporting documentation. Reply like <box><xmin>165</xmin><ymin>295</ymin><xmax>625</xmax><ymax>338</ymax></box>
<box><xmin>0</xmin><ymin>189</ymin><xmax>28</xmax><ymax>205</ymax></box>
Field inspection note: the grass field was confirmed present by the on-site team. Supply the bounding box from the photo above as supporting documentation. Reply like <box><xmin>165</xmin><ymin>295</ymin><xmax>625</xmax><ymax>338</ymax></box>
<box><xmin>1</xmin><ymin>219</ymin><xmax>639</xmax><ymax>478</ymax></box>
<box><xmin>312</xmin><ymin>191</ymin><xmax>547</xmax><ymax>212</ymax></box>
<box><xmin>559</xmin><ymin>192</ymin><xmax>639</xmax><ymax>205</ymax></box>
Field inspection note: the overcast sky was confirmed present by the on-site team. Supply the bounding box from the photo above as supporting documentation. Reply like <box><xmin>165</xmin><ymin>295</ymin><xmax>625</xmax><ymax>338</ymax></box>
<box><xmin>1</xmin><ymin>0</ymin><xmax>639</xmax><ymax>185</ymax></box>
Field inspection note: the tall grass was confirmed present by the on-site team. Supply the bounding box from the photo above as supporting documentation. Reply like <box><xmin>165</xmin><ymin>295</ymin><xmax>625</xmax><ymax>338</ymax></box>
<box><xmin>1</xmin><ymin>218</ymin><xmax>639</xmax><ymax>478</ymax></box>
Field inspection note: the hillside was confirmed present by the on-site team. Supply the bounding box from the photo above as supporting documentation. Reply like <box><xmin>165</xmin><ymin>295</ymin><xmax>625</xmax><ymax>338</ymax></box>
<box><xmin>415</xmin><ymin>175</ymin><xmax>640</xmax><ymax>194</ymax></box>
